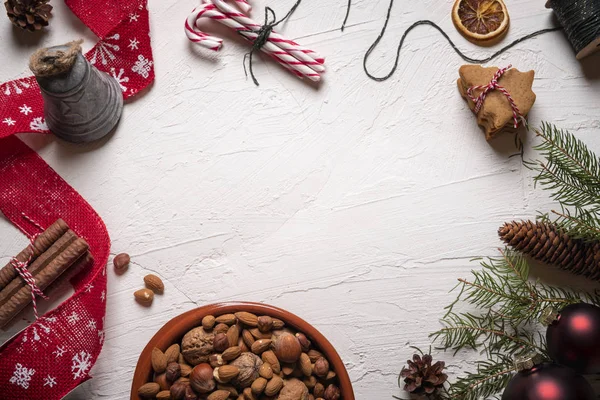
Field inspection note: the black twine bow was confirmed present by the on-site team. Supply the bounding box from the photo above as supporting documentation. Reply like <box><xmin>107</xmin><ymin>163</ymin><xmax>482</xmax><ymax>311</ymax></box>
<box><xmin>240</xmin><ymin>0</ymin><xmax>302</xmax><ymax>86</ymax></box>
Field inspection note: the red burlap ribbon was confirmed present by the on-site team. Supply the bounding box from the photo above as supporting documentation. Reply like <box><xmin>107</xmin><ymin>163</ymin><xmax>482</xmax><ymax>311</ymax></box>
<box><xmin>0</xmin><ymin>0</ymin><xmax>154</xmax><ymax>398</ymax></box>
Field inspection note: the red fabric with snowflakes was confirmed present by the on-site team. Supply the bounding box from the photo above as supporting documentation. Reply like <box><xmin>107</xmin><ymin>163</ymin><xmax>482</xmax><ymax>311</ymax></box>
<box><xmin>0</xmin><ymin>0</ymin><xmax>154</xmax><ymax>138</ymax></box>
<box><xmin>0</xmin><ymin>0</ymin><xmax>154</xmax><ymax>398</ymax></box>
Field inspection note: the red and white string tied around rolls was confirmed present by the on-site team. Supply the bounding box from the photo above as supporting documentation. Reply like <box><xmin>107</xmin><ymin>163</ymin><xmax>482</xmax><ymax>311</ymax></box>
<box><xmin>185</xmin><ymin>0</ymin><xmax>325</xmax><ymax>82</ymax></box>
<box><xmin>9</xmin><ymin>236</ymin><xmax>48</xmax><ymax>320</ymax></box>
<box><xmin>467</xmin><ymin>64</ymin><xmax>524</xmax><ymax>129</ymax></box>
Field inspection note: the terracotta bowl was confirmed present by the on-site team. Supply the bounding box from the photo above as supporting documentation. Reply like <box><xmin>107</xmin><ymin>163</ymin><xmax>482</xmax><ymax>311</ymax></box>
<box><xmin>131</xmin><ymin>302</ymin><xmax>355</xmax><ymax>399</ymax></box>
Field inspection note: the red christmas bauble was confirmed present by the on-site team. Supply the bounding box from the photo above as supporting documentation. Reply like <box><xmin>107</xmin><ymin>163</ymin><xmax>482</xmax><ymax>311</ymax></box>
<box><xmin>502</xmin><ymin>362</ymin><xmax>595</xmax><ymax>400</ymax></box>
<box><xmin>546</xmin><ymin>303</ymin><xmax>600</xmax><ymax>374</ymax></box>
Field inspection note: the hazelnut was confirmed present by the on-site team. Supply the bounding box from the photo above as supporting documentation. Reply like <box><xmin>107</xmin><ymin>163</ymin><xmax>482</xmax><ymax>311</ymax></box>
<box><xmin>189</xmin><ymin>363</ymin><xmax>216</xmax><ymax>394</ymax></box>
<box><xmin>166</xmin><ymin>362</ymin><xmax>182</xmax><ymax>382</ymax></box>
<box><xmin>313</xmin><ymin>357</ymin><xmax>329</xmax><ymax>378</ymax></box>
<box><xmin>202</xmin><ymin>315</ymin><xmax>216</xmax><ymax>330</ymax></box>
<box><xmin>184</xmin><ymin>385</ymin><xmax>198</xmax><ymax>400</ymax></box>
<box><xmin>182</xmin><ymin>327</ymin><xmax>215</xmax><ymax>365</ymax></box>
<box><xmin>295</xmin><ymin>332</ymin><xmax>311</xmax><ymax>352</ymax></box>
<box><xmin>214</xmin><ymin>323</ymin><xmax>230</xmax><ymax>334</ymax></box>
<box><xmin>314</xmin><ymin>383</ymin><xmax>325</xmax><ymax>398</ymax></box>
<box><xmin>154</xmin><ymin>372</ymin><xmax>169</xmax><ymax>391</ymax></box>
<box><xmin>257</xmin><ymin>316</ymin><xmax>273</xmax><ymax>333</ymax></box>
<box><xmin>209</xmin><ymin>353</ymin><xmax>225</xmax><ymax>368</ymax></box>
<box><xmin>214</xmin><ymin>333</ymin><xmax>229</xmax><ymax>352</ymax></box>
<box><xmin>230</xmin><ymin>352</ymin><xmax>263</xmax><ymax>388</ymax></box>
<box><xmin>170</xmin><ymin>381</ymin><xmax>189</xmax><ymax>400</ymax></box>
<box><xmin>272</xmin><ymin>332</ymin><xmax>302</xmax><ymax>363</ymax></box>
<box><xmin>324</xmin><ymin>384</ymin><xmax>341</xmax><ymax>400</ymax></box>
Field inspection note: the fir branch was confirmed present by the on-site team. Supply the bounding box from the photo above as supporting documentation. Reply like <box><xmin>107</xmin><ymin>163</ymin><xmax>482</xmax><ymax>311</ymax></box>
<box><xmin>447</xmin><ymin>354</ymin><xmax>516</xmax><ymax>400</ymax></box>
<box><xmin>533</xmin><ymin>122</ymin><xmax>600</xmax><ymax>210</ymax></box>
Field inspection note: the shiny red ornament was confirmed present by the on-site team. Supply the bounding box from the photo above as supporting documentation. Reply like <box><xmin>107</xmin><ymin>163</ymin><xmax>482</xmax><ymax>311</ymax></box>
<box><xmin>502</xmin><ymin>362</ymin><xmax>595</xmax><ymax>400</ymax></box>
<box><xmin>546</xmin><ymin>303</ymin><xmax>600</xmax><ymax>374</ymax></box>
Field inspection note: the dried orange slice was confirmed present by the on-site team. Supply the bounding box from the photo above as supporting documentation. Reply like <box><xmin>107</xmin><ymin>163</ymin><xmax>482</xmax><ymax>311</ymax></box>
<box><xmin>452</xmin><ymin>0</ymin><xmax>510</xmax><ymax>44</ymax></box>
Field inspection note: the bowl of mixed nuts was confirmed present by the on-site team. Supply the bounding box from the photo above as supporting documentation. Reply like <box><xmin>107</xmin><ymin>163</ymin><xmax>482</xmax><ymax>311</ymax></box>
<box><xmin>131</xmin><ymin>302</ymin><xmax>354</xmax><ymax>400</ymax></box>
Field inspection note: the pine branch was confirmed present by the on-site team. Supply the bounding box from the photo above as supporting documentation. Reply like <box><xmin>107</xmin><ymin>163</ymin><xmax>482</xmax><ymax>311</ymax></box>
<box><xmin>447</xmin><ymin>354</ymin><xmax>517</xmax><ymax>400</ymax></box>
<box><xmin>533</xmin><ymin>122</ymin><xmax>600</xmax><ymax>210</ymax></box>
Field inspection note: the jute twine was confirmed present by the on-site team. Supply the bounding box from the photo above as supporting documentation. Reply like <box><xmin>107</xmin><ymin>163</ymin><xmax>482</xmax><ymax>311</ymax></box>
<box><xmin>29</xmin><ymin>40</ymin><xmax>83</xmax><ymax>77</ymax></box>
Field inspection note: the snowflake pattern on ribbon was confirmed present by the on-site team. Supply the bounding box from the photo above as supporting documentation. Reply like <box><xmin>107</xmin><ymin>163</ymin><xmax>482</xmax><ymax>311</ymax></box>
<box><xmin>10</xmin><ymin>364</ymin><xmax>35</xmax><ymax>390</ymax></box>
<box><xmin>71</xmin><ymin>351</ymin><xmax>92</xmax><ymax>380</ymax></box>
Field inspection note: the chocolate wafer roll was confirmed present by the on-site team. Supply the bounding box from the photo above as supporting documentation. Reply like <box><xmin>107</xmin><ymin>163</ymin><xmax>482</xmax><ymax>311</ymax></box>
<box><xmin>0</xmin><ymin>237</ymin><xmax>89</xmax><ymax>328</ymax></box>
<box><xmin>0</xmin><ymin>219</ymin><xmax>69</xmax><ymax>290</ymax></box>
<box><xmin>0</xmin><ymin>230</ymin><xmax>77</xmax><ymax>308</ymax></box>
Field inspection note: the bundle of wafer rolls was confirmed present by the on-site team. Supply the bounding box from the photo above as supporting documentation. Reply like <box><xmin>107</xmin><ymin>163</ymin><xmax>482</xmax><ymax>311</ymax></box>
<box><xmin>0</xmin><ymin>219</ymin><xmax>93</xmax><ymax>329</ymax></box>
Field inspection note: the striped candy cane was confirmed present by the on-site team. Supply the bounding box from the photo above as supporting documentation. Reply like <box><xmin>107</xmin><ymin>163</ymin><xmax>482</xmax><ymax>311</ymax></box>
<box><xmin>185</xmin><ymin>1</ymin><xmax>325</xmax><ymax>82</ymax></box>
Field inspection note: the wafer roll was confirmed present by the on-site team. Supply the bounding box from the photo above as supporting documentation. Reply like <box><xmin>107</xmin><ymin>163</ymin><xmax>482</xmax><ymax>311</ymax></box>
<box><xmin>0</xmin><ymin>238</ymin><xmax>89</xmax><ymax>328</ymax></box>
<box><xmin>0</xmin><ymin>219</ymin><xmax>69</xmax><ymax>289</ymax></box>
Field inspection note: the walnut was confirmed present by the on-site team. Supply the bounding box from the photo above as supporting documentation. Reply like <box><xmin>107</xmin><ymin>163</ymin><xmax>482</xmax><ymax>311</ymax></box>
<box><xmin>276</xmin><ymin>378</ymin><xmax>309</xmax><ymax>400</ymax></box>
<box><xmin>181</xmin><ymin>327</ymin><xmax>215</xmax><ymax>365</ymax></box>
<box><xmin>229</xmin><ymin>352</ymin><xmax>263</xmax><ymax>388</ymax></box>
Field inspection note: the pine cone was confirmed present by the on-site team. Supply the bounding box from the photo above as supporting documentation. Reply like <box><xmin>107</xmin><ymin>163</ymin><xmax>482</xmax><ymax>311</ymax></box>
<box><xmin>499</xmin><ymin>220</ymin><xmax>600</xmax><ymax>280</ymax></box>
<box><xmin>5</xmin><ymin>0</ymin><xmax>52</xmax><ymax>31</ymax></box>
<box><xmin>400</xmin><ymin>354</ymin><xmax>448</xmax><ymax>395</ymax></box>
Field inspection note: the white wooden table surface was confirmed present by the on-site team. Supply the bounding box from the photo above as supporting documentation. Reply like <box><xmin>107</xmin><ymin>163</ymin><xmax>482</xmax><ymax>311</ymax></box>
<box><xmin>1</xmin><ymin>0</ymin><xmax>600</xmax><ymax>398</ymax></box>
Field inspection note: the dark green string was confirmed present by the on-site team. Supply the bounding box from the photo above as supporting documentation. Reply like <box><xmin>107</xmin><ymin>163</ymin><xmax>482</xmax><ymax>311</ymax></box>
<box><xmin>241</xmin><ymin>0</ymin><xmax>302</xmax><ymax>86</ymax></box>
<box><xmin>342</xmin><ymin>0</ymin><xmax>563</xmax><ymax>81</ymax></box>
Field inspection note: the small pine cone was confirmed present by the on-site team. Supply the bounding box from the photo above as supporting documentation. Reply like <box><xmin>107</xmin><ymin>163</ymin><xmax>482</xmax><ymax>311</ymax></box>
<box><xmin>499</xmin><ymin>220</ymin><xmax>600</xmax><ymax>280</ymax></box>
<box><xmin>5</xmin><ymin>0</ymin><xmax>52</xmax><ymax>31</ymax></box>
<box><xmin>400</xmin><ymin>354</ymin><xmax>447</xmax><ymax>395</ymax></box>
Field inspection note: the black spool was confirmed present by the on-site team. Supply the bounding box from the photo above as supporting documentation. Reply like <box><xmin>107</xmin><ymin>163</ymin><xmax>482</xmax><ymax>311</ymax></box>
<box><xmin>546</xmin><ymin>0</ymin><xmax>600</xmax><ymax>59</ymax></box>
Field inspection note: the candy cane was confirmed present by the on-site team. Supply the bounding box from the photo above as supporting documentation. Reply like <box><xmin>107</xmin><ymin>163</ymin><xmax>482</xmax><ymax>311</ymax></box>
<box><xmin>211</xmin><ymin>0</ymin><xmax>325</xmax><ymax>69</ymax></box>
<box><xmin>185</xmin><ymin>2</ymin><xmax>325</xmax><ymax>81</ymax></box>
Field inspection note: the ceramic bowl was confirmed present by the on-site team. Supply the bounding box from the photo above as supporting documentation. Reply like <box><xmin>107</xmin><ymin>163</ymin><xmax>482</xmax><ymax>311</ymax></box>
<box><xmin>131</xmin><ymin>302</ymin><xmax>355</xmax><ymax>399</ymax></box>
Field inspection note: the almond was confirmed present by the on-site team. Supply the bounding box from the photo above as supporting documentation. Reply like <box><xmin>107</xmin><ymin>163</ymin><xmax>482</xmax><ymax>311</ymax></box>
<box><xmin>227</xmin><ymin>324</ymin><xmax>240</xmax><ymax>347</ymax></box>
<box><xmin>251</xmin><ymin>377</ymin><xmax>267</xmax><ymax>395</ymax></box>
<box><xmin>217</xmin><ymin>383</ymin><xmax>239</xmax><ymax>397</ymax></box>
<box><xmin>215</xmin><ymin>314</ymin><xmax>237</xmax><ymax>325</ymax></box>
<box><xmin>264</xmin><ymin>375</ymin><xmax>283</xmax><ymax>396</ymax></box>
<box><xmin>180</xmin><ymin>364</ymin><xmax>192</xmax><ymax>377</ymax></box>
<box><xmin>222</xmin><ymin>346</ymin><xmax>242</xmax><ymax>361</ymax></box>
<box><xmin>299</xmin><ymin>353</ymin><xmax>312</xmax><ymax>376</ymax></box>
<box><xmin>138</xmin><ymin>382</ymin><xmax>160</xmax><ymax>398</ymax></box>
<box><xmin>156</xmin><ymin>390</ymin><xmax>171</xmax><ymax>400</ymax></box>
<box><xmin>165</xmin><ymin>343</ymin><xmax>180</xmax><ymax>363</ymax></box>
<box><xmin>251</xmin><ymin>339</ymin><xmax>272</xmax><ymax>355</ymax></box>
<box><xmin>272</xmin><ymin>318</ymin><xmax>285</xmax><ymax>329</ymax></box>
<box><xmin>235</xmin><ymin>311</ymin><xmax>258</xmax><ymax>327</ymax></box>
<box><xmin>151</xmin><ymin>347</ymin><xmax>168</xmax><ymax>373</ymax></box>
<box><xmin>134</xmin><ymin>288</ymin><xmax>154</xmax><ymax>306</ymax></box>
<box><xmin>243</xmin><ymin>387</ymin><xmax>258</xmax><ymax>400</ymax></box>
<box><xmin>144</xmin><ymin>274</ymin><xmax>164</xmax><ymax>294</ymax></box>
<box><xmin>259</xmin><ymin>363</ymin><xmax>273</xmax><ymax>379</ymax></box>
<box><xmin>207</xmin><ymin>390</ymin><xmax>232</xmax><ymax>400</ymax></box>
<box><xmin>214</xmin><ymin>365</ymin><xmax>240</xmax><ymax>383</ymax></box>
<box><xmin>242</xmin><ymin>329</ymin><xmax>255</xmax><ymax>348</ymax></box>
<box><xmin>249</xmin><ymin>328</ymin><xmax>271</xmax><ymax>340</ymax></box>
<box><xmin>261</xmin><ymin>351</ymin><xmax>280</xmax><ymax>374</ymax></box>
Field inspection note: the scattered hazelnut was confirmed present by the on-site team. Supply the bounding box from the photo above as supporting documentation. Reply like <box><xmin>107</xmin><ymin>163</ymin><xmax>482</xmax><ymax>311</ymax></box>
<box><xmin>113</xmin><ymin>253</ymin><xmax>130</xmax><ymax>273</ymax></box>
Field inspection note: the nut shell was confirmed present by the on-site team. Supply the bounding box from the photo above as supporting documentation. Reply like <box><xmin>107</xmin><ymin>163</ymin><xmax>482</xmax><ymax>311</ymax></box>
<box><xmin>182</xmin><ymin>327</ymin><xmax>215</xmax><ymax>365</ymax></box>
<box><xmin>230</xmin><ymin>352</ymin><xmax>263</xmax><ymax>388</ymax></box>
